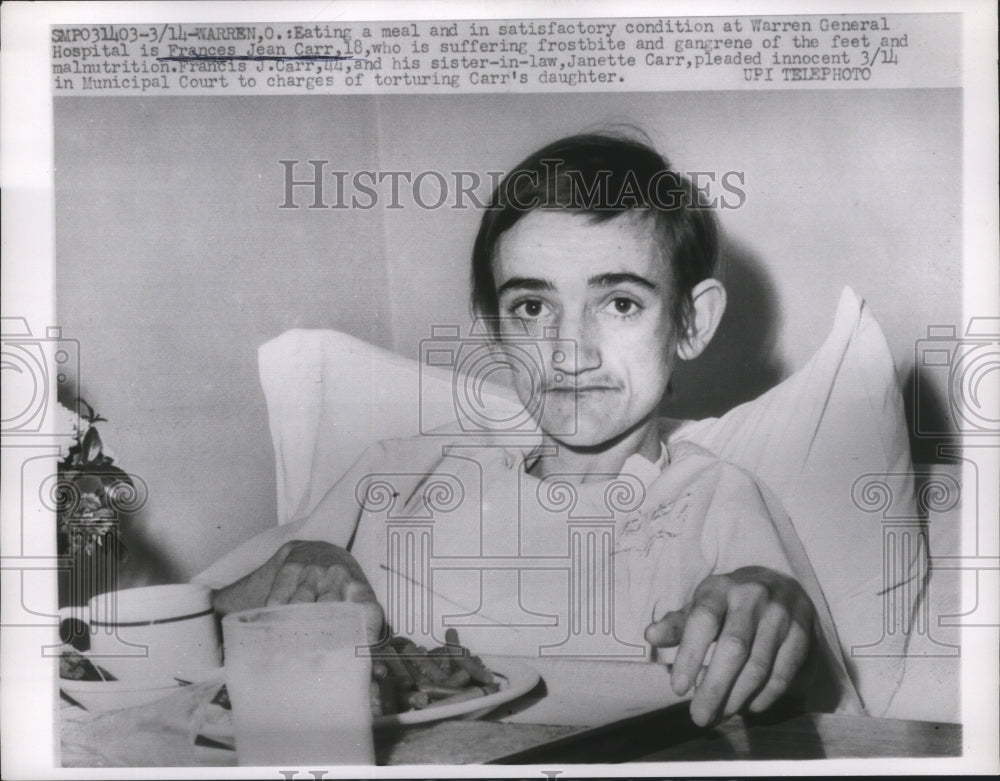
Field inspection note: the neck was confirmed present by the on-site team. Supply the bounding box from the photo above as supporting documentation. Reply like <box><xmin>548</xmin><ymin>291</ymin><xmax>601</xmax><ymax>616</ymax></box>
<box><xmin>529</xmin><ymin>416</ymin><xmax>662</xmax><ymax>483</ymax></box>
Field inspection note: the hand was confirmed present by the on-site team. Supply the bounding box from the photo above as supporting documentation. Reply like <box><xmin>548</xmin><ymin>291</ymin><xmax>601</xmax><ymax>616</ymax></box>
<box><xmin>644</xmin><ymin>566</ymin><xmax>815</xmax><ymax>727</ymax></box>
<box><xmin>264</xmin><ymin>540</ymin><xmax>378</xmax><ymax>606</ymax></box>
<box><xmin>212</xmin><ymin>540</ymin><xmax>382</xmax><ymax>624</ymax></box>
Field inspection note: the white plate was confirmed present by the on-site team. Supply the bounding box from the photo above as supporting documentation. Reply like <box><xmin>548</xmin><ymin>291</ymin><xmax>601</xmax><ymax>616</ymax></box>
<box><xmin>201</xmin><ymin>655</ymin><xmax>539</xmax><ymax>745</ymax></box>
<box><xmin>373</xmin><ymin>655</ymin><xmax>540</xmax><ymax>728</ymax></box>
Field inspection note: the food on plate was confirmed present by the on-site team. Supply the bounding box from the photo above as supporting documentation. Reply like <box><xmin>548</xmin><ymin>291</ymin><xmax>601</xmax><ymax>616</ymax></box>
<box><xmin>368</xmin><ymin>628</ymin><xmax>500</xmax><ymax>716</ymax></box>
<box><xmin>97</xmin><ymin>627</ymin><xmax>500</xmax><ymax>719</ymax></box>
<box><xmin>59</xmin><ymin>648</ymin><xmax>117</xmax><ymax>681</ymax></box>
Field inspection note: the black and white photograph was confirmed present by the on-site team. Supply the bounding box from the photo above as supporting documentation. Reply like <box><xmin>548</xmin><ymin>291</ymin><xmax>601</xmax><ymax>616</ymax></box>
<box><xmin>1</xmin><ymin>0</ymin><xmax>997</xmax><ymax>776</ymax></box>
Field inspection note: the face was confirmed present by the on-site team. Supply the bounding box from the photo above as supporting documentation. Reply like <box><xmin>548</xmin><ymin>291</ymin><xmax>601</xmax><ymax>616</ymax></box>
<box><xmin>491</xmin><ymin>210</ymin><xmax>679</xmax><ymax>450</ymax></box>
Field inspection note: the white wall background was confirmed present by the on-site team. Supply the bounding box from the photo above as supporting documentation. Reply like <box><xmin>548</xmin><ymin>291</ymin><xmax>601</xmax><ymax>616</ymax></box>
<box><xmin>54</xmin><ymin>89</ymin><xmax>961</xmax><ymax>581</ymax></box>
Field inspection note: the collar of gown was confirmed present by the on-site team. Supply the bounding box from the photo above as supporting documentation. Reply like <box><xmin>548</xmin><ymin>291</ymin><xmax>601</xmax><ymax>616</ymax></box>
<box><xmin>502</xmin><ymin>439</ymin><xmax>669</xmax><ymax>488</ymax></box>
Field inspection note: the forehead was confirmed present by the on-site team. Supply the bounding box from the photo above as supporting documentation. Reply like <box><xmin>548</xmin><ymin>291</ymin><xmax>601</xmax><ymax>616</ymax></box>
<box><xmin>493</xmin><ymin>210</ymin><xmax>673</xmax><ymax>291</ymax></box>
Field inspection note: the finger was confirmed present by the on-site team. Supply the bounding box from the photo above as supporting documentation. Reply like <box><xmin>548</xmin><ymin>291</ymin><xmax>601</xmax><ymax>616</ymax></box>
<box><xmin>672</xmin><ymin>587</ymin><xmax>727</xmax><ymax>696</ymax></box>
<box><xmin>312</xmin><ymin>564</ymin><xmax>351</xmax><ymax>601</ymax></box>
<box><xmin>358</xmin><ymin>600</ymin><xmax>386</xmax><ymax>646</ymax></box>
<box><xmin>312</xmin><ymin>568</ymin><xmax>384</xmax><ymax>643</ymax></box>
<box><xmin>289</xmin><ymin>579</ymin><xmax>319</xmax><ymax>603</ymax></box>
<box><xmin>265</xmin><ymin>561</ymin><xmax>305</xmax><ymax>606</ymax></box>
<box><xmin>747</xmin><ymin>618</ymin><xmax>811</xmax><ymax>713</ymax></box>
<box><xmin>290</xmin><ymin>563</ymin><xmax>334</xmax><ymax>603</ymax></box>
<box><xmin>719</xmin><ymin>601</ymin><xmax>790</xmax><ymax>718</ymax></box>
<box><xmin>644</xmin><ymin>607</ymin><xmax>688</xmax><ymax>648</ymax></box>
<box><xmin>310</xmin><ymin>565</ymin><xmax>374</xmax><ymax>603</ymax></box>
<box><xmin>344</xmin><ymin>577</ymin><xmax>379</xmax><ymax>604</ymax></box>
<box><xmin>316</xmin><ymin>588</ymin><xmax>343</xmax><ymax>602</ymax></box>
<box><xmin>688</xmin><ymin>591</ymin><xmax>761</xmax><ymax>726</ymax></box>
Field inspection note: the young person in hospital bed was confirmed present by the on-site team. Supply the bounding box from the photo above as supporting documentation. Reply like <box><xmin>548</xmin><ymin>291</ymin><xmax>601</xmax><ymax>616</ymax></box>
<box><xmin>196</xmin><ymin>133</ymin><xmax>862</xmax><ymax>727</ymax></box>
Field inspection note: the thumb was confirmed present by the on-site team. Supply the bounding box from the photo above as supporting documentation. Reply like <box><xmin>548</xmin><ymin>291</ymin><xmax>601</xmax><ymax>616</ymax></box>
<box><xmin>644</xmin><ymin>605</ymin><xmax>690</xmax><ymax>647</ymax></box>
<box><xmin>357</xmin><ymin>599</ymin><xmax>386</xmax><ymax>646</ymax></box>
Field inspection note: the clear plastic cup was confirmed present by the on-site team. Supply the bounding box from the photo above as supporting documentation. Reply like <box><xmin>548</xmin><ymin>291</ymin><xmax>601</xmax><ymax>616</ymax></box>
<box><xmin>222</xmin><ymin>602</ymin><xmax>375</xmax><ymax>766</ymax></box>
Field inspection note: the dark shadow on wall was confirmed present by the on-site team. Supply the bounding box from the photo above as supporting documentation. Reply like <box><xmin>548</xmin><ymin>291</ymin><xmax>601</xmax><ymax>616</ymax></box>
<box><xmin>902</xmin><ymin>366</ymin><xmax>961</xmax><ymax>465</ymax></box>
<box><xmin>118</xmin><ymin>508</ymin><xmax>186</xmax><ymax>587</ymax></box>
<box><xmin>661</xmin><ymin>234</ymin><xmax>786</xmax><ymax>421</ymax></box>
<box><xmin>55</xmin><ymin>386</ymin><xmax>185</xmax><ymax>593</ymax></box>
<box><xmin>659</xmin><ymin>235</ymin><xmax>961</xmax><ymax>462</ymax></box>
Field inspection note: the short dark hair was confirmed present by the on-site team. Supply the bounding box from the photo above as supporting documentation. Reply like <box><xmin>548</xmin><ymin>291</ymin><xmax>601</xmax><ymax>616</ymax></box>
<box><xmin>471</xmin><ymin>131</ymin><xmax>720</xmax><ymax>334</ymax></box>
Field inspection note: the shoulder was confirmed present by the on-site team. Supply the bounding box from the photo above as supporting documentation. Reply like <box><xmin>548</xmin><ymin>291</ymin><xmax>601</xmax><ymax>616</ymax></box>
<box><xmin>663</xmin><ymin>438</ymin><xmax>761</xmax><ymax>490</ymax></box>
<box><xmin>361</xmin><ymin>427</ymin><xmax>525</xmax><ymax>480</ymax></box>
<box><xmin>362</xmin><ymin>424</ymin><xmax>462</xmax><ymax>462</ymax></box>
<box><xmin>658</xmin><ymin>439</ymin><xmax>779</xmax><ymax>534</ymax></box>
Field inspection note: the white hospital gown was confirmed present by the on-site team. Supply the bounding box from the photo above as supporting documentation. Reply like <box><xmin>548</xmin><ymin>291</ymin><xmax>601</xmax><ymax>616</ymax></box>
<box><xmin>336</xmin><ymin>440</ymin><xmax>800</xmax><ymax>656</ymax></box>
<box><xmin>195</xmin><ymin>434</ymin><xmax>860</xmax><ymax>712</ymax></box>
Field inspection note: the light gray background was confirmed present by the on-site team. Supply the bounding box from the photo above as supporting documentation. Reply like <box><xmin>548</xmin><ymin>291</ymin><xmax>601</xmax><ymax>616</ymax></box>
<box><xmin>55</xmin><ymin>89</ymin><xmax>961</xmax><ymax>582</ymax></box>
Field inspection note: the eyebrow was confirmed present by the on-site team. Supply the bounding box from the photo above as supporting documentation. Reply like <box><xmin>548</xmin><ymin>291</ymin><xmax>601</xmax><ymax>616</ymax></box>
<box><xmin>496</xmin><ymin>276</ymin><xmax>554</xmax><ymax>298</ymax></box>
<box><xmin>497</xmin><ymin>272</ymin><xmax>658</xmax><ymax>298</ymax></box>
<box><xmin>589</xmin><ymin>272</ymin><xmax>658</xmax><ymax>291</ymax></box>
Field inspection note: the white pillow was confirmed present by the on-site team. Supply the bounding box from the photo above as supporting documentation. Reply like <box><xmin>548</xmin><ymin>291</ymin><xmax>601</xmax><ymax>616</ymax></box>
<box><xmin>257</xmin><ymin>286</ymin><xmax>924</xmax><ymax>717</ymax></box>
<box><xmin>668</xmin><ymin>287</ymin><xmax>922</xmax><ymax>718</ymax></box>
<box><xmin>257</xmin><ymin>328</ymin><xmax>524</xmax><ymax>526</ymax></box>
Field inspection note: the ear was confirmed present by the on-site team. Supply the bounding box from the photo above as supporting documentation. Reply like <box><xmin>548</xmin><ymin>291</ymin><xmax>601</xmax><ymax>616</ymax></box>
<box><xmin>676</xmin><ymin>279</ymin><xmax>727</xmax><ymax>361</ymax></box>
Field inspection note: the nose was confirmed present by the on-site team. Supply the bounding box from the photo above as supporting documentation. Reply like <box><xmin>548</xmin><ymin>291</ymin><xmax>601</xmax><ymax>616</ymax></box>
<box><xmin>554</xmin><ymin>310</ymin><xmax>601</xmax><ymax>376</ymax></box>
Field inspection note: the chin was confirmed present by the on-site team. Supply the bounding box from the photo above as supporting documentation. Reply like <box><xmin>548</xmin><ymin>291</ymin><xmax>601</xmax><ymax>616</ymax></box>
<box><xmin>537</xmin><ymin>415</ymin><xmax>625</xmax><ymax>451</ymax></box>
<box><xmin>546</xmin><ymin>433</ymin><xmax>616</xmax><ymax>451</ymax></box>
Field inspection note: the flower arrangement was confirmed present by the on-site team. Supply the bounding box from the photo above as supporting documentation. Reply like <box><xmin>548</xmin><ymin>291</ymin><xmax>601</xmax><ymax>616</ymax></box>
<box><xmin>56</xmin><ymin>399</ymin><xmax>135</xmax><ymax>558</ymax></box>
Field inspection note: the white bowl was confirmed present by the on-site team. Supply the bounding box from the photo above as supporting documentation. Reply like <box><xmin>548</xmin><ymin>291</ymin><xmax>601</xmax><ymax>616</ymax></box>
<box><xmin>60</xmin><ymin>677</ymin><xmax>187</xmax><ymax>712</ymax></box>
<box><xmin>60</xmin><ymin>668</ymin><xmax>223</xmax><ymax>713</ymax></box>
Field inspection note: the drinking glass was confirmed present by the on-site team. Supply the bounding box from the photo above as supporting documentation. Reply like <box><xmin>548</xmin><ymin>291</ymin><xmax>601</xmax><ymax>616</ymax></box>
<box><xmin>222</xmin><ymin>602</ymin><xmax>375</xmax><ymax>766</ymax></box>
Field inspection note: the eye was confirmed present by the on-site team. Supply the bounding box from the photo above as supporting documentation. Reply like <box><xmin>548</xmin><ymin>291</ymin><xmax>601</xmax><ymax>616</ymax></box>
<box><xmin>511</xmin><ymin>299</ymin><xmax>550</xmax><ymax>320</ymax></box>
<box><xmin>603</xmin><ymin>297</ymin><xmax>642</xmax><ymax>317</ymax></box>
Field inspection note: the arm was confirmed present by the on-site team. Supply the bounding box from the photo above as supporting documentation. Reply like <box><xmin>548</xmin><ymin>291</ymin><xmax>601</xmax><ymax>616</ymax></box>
<box><xmin>202</xmin><ymin>440</ymin><xmax>399</xmax><ymax>616</ymax></box>
<box><xmin>645</xmin><ymin>565</ymin><xmax>818</xmax><ymax>726</ymax></box>
<box><xmin>203</xmin><ymin>437</ymin><xmax>448</xmax><ymax>639</ymax></box>
<box><xmin>642</xmin><ymin>458</ymin><xmax>854</xmax><ymax>726</ymax></box>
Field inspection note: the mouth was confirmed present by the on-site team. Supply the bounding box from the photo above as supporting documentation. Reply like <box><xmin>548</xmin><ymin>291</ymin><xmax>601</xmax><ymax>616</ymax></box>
<box><xmin>545</xmin><ymin>386</ymin><xmax>617</xmax><ymax>394</ymax></box>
